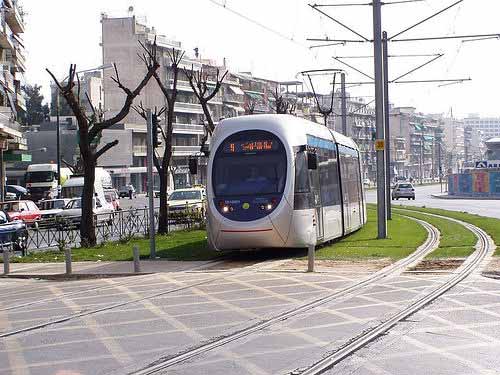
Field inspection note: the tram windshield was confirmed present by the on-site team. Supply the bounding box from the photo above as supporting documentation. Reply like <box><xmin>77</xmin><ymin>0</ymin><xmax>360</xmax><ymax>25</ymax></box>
<box><xmin>213</xmin><ymin>130</ymin><xmax>287</xmax><ymax>197</ymax></box>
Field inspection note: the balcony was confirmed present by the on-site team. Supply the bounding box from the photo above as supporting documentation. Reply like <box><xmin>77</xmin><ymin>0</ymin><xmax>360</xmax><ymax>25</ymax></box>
<box><xmin>3</xmin><ymin>69</ymin><xmax>14</xmax><ymax>92</ymax></box>
<box><xmin>16</xmin><ymin>91</ymin><xmax>25</xmax><ymax>111</ymax></box>
<box><xmin>172</xmin><ymin>145</ymin><xmax>201</xmax><ymax>156</ymax></box>
<box><xmin>0</xmin><ymin>20</ymin><xmax>14</xmax><ymax>50</ymax></box>
<box><xmin>146</xmin><ymin>33</ymin><xmax>181</xmax><ymax>49</ymax></box>
<box><xmin>133</xmin><ymin>145</ymin><xmax>147</xmax><ymax>156</ymax></box>
<box><xmin>223</xmin><ymin>93</ymin><xmax>244</xmax><ymax>104</ymax></box>
<box><xmin>174</xmin><ymin>102</ymin><xmax>203</xmax><ymax>114</ymax></box>
<box><xmin>5</xmin><ymin>2</ymin><xmax>24</xmax><ymax>34</ymax></box>
<box><xmin>173</xmin><ymin>123</ymin><xmax>205</xmax><ymax>135</ymax></box>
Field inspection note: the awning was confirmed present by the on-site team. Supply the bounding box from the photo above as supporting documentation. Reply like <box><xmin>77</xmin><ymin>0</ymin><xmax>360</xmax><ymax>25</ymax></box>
<box><xmin>228</xmin><ymin>85</ymin><xmax>244</xmax><ymax>95</ymax></box>
<box><xmin>423</xmin><ymin>135</ymin><xmax>434</xmax><ymax>142</ymax></box>
<box><xmin>224</xmin><ymin>104</ymin><xmax>245</xmax><ymax>113</ymax></box>
<box><xmin>245</xmin><ymin>92</ymin><xmax>263</xmax><ymax>100</ymax></box>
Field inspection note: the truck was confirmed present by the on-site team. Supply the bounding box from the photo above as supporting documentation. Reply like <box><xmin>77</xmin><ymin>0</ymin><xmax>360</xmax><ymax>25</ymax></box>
<box><xmin>25</xmin><ymin>164</ymin><xmax>72</xmax><ymax>202</ymax></box>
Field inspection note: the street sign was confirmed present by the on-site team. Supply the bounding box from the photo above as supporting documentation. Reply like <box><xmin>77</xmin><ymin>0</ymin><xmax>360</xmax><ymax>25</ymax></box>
<box><xmin>475</xmin><ymin>160</ymin><xmax>500</xmax><ymax>169</ymax></box>
<box><xmin>375</xmin><ymin>139</ymin><xmax>385</xmax><ymax>151</ymax></box>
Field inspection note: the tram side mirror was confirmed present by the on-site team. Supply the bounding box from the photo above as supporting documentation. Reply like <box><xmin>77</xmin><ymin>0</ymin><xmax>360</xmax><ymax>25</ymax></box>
<box><xmin>188</xmin><ymin>158</ymin><xmax>198</xmax><ymax>175</ymax></box>
<box><xmin>307</xmin><ymin>151</ymin><xmax>318</xmax><ymax>170</ymax></box>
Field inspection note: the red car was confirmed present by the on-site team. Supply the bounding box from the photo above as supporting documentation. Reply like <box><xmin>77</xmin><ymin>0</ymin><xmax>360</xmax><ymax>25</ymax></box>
<box><xmin>1</xmin><ymin>200</ymin><xmax>41</xmax><ymax>225</ymax></box>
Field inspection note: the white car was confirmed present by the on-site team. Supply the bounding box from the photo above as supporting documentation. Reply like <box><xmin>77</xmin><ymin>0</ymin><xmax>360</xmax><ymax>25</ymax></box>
<box><xmin>38</xmin><ymin>198</ymin><xmax>72</xmax><ymax>221</ymax></box>
<box><xmin>167</xmin><ymin>188</ymin><xmax>206</xmax><ymax>216</ymax></box>
<box><xmin>57</xmin><ymin>197</ymin><xmax>114</xmax><ymax>227</ymax></box>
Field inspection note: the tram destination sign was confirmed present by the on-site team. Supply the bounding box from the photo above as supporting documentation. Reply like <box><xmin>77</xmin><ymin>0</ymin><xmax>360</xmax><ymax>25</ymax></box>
<box><xmin>224</xmin><ymin>139</ymin><xmax>278</xmax><ymax>153</ymax></box>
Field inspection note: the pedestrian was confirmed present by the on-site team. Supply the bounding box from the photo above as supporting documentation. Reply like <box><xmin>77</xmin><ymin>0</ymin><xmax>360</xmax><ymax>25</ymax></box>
<box><xmin>128</xmin><ymin>185</ymin><xmax>133</xmax><ymax>200</ymax></box>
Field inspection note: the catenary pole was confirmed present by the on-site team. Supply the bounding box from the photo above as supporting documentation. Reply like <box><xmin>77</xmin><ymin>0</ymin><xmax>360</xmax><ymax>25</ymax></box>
<box><xmin>56</xmin><ymin>90</ymin><xmax>61</xmax><ymax>198</ymax></box>
<box><xmin>341</xmin><ymin>72</ymin><xmax>347</xmax><ymax>135</ymax></box>
<box><xmin>146</xmin><ymin>109</ymin><xmax>156</xmax><ymax>259</ymax></box>
<box><xmin>383</xmin><ymin>31</ymin><xmax>391</xmax><ymax>219</ymax></box>
<box><xmin>373</xmin><ymin>0</ymin><xmax>387</xmax><ymax>238</ymax></box>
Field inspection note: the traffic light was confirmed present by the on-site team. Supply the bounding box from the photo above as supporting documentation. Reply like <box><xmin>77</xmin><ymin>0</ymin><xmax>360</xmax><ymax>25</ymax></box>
<box><xmin>152</xmin><ymin>115</ymin><xmax>162</xmax><ymax>148</ymax></box>
<box><xmin>188</xmin><ymin>157</ymin><xmax>198</xmax><ymax>175</ymax></box>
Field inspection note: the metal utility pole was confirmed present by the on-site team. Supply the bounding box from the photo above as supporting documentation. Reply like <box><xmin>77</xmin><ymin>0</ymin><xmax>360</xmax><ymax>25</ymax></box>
<box><xmin>56</xmin><ymin>91</ymin><xmax>61</xmax><ymax>198</ymax></box>
<box><xmin>438</xmin><ymin>141</ymin><xmax>443</xmax><ymax>193</ymax></box>
<box><xmin>0</xmin><ymin>145</ymin><xmax>4</xmax><ymax>201</ymax></box>
<box><xmin>382</xmin><ymin>31</ymin><xmax>391</xmax><ymax>220</ymax></box>
<box><xmin>146</xmin><ymin>109</ymin><xmax>156</xmax><ymax>259</ymax></box>
<box><xmin>341</xmin><ymin>72</ymin><xmax>347</xmax><ymax>135</ymax></box>
<box><xmin>373</xmin><ymin>0</ymin><xmax>387</xmax><ymax>238</ymax></box>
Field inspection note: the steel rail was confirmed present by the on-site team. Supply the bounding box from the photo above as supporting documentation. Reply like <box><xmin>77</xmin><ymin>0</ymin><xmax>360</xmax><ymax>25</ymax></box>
<box><xmin>0</xmin><ymin>259</ymin><xmax>225</xmax><ymax>313</ymax></box>
<box><xmin>0</xmin><ymin>260</ymin><xmax>270</xmax><ymax>338</ymax></box>
<box><xmin>299</xmin><ymin>210</ymin><xmax>494</xmax><ymax>375</ymax></box>
<box><xmin>130</xmin><ymin>217</ymin><xmax>439</xmax><ymax>375</ymax></box>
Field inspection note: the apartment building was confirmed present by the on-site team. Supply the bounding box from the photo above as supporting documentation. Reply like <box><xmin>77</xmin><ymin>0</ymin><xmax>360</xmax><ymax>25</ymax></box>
<box><xmin>389</xmin><ymin>108</ymin><xmax>444</xmax><ymax>180</ymax></box>
<box><xmin>1</xmin><ymin>0</ymin><xmax>28</xmax><ymax>186</ymax></box>
<box><xmin>464</xmin><ymin>115</ymin><xmax>500</xmax><ymax>141</ymax></box>
<box><xmin>100</xmin><ymin>14</ymin><xmax>222</xmax><ymax>190</ymax></box>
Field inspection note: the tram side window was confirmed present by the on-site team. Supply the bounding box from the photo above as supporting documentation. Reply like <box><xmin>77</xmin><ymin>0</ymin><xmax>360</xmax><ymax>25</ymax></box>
<box><xmin>294</xmin><ymin>151</ymin><xmax>315</xmax><ymax>209</ymax></box>
<box><xmin>318</xmin><ymin>148</ymin><xmax>341</xmax><ymax>206</ymax></box>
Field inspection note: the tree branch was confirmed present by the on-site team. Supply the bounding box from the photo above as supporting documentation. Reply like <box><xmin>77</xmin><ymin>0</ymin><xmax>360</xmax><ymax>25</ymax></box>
<box><xmin>94</xmin><ymin>139</ymin><xmax>119</xmax><ymax>160</ymax></box>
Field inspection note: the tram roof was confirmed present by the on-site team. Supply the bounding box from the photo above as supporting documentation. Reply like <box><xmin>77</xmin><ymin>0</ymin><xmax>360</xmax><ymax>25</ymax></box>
<box><xmin>217</xmin><ymin>114</ymin><xmax>359</xmax><ymax>151</ymax></box>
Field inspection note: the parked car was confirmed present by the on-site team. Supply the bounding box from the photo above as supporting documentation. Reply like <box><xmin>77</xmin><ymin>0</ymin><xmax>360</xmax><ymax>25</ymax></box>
<box><xmin>38</xmin><ymin>198</ymin><xmax>72</xmax><ymax>223</ymax></box>
<box><xmin>0</xmin><ymin>210</ymin><xmax>28</xmax><ymax>256</ymax></box>
<box><xmin>0</xmin><ymin>200</ymin><xmax>41</xmax><ymax>225</ymax></box>
<box><xmin>363</xmin><ymin>178</ymin><xmax>372</xmax><ymax>187</ymax></box>
<box><xmin>6</xmin><ymin>185</ymin><xmax>27</xmax><ymax>200</ymax></box>
<box><xmin>57</xmin><ymin>197</ymin><xmax>115</xmax><ymax>228</ymax></box>
<box><xmin>392</xmin><ymin>182</ymin><xmax>415</xmax><ymax>200</ymax></box>
<box><xmin>104</xmin><ymin>191</ymin><xmax>121</xmax><ymax>211</ymax></box>
<box><xmin>167</xmin><ymin>188</ymin><xmax>206</xmax><ymax>216</ymax></box>
<box><xmin>118</xmin><ymin>184</ymin><xmax>136</xmax><ymax>198</ymax></box>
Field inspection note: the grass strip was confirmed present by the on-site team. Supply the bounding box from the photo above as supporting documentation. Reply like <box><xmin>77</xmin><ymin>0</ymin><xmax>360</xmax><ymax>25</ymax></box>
<box><xmin>314</xmin><ymin>207</ymin><xmax>427</xmax><ymax>260</ymax></box>
<box><xmin>388</xmin><ymin>204</ymin><xmax>500</xmax><ymax>256</ymax></box>
<box><xmin>393</xmin><ymin>208</ymin><xmax>476</xmax><ymax>259</ymax></box>
<box><xmin>11</xmin><ymin>230</ymin><xmax>218</xmax><ymax>263</ymax></box>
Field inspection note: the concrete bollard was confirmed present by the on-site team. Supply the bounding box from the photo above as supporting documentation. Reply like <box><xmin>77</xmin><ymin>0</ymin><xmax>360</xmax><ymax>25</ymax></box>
<box><xmin>65</xmin><ymin>247</ymin><xmax>72</xmax><ymax>275</ymax></box>
<box><xmin>3</xmin><ymin>247</ymin><xmax>9</xmax><ymax>275</ymax></box>
<box><xmin>133</xmin><ymin>245</ymin><xmax>141</xmax><ymax>273</ymax></box>
<box><xmin>307</xmin><ymin>244</ymin><xmax>315</xmax><ymax>273</ymax></box>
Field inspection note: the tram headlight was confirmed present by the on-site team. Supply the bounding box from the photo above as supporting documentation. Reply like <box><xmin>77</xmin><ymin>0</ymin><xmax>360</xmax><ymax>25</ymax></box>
<box><xmin>222</xmin><ymin>206</ymin><xmax>229</xmax><ymax>213</ymax></box>
<box><xmin>266</xmin><ymin>203</ymin><xmax>273</xmax><ymax>211</ymax></box>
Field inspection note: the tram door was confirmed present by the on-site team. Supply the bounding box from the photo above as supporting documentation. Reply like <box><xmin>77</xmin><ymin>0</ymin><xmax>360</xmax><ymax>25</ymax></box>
<box><xmin>310</xmin><ymin>168</ymin><xmax>324</xmax><ymax>241</ymax></box>
<box><xmin>339</xmin><ymin>152</ymin><xmax>351</xmax><ymax>233</ymax></box>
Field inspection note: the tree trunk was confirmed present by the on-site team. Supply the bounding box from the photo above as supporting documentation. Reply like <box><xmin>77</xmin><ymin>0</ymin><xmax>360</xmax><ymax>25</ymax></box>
<box><xmin>157</xmin><ymin>167</ymin><xmax>169</xmax><ymax>235</ymax></box>
<box><xmin>80</xmin><ymin>156</ymin><xmax>96</xmax><ymax>247</ymax></box>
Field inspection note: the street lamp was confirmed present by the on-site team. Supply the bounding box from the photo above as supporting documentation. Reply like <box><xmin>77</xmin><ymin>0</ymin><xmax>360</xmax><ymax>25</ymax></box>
<box><xmin>54</xmin><ymin>63</ymin><xmax>113</xmax><ymax>198</ymax></box>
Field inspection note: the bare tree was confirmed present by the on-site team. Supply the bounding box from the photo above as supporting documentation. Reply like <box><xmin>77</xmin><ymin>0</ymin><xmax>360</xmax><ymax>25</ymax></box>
<box><xmin>46</xmin><ymin>41</ymin><xmax>159</xmax><ymax>247</ymax></box>
<box><xmin>184</xmin><ymin>66</ymin><xmax>228</xmax><ymax>135</ymax></box>
<box><xmin>271</xmin><ymin>88</ymin><xmax>296</xmax><ymax>115</ymax></box>
<box><xmin>135</xmin><ymin>47</ymin><xmax>184</xmax><ymax>234</ymax></box>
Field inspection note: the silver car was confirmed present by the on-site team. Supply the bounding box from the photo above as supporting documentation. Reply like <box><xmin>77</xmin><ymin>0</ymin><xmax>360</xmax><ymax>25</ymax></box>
<box><xmin>392</xmin><ymin>182</ymin><xmax>415</xmax><ymax>200</ymax></box>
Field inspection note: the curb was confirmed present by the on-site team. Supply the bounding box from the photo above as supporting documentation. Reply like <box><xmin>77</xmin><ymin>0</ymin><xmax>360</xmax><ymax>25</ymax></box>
<box><xmin>0</xmin><ymin>273</ymin><xmax>150</xmax><ymax>280</ymax></box>
<box><xmin>431</xmin><ymin>194</ymin><xmax>500</xmax><ymax>200</ymax></box>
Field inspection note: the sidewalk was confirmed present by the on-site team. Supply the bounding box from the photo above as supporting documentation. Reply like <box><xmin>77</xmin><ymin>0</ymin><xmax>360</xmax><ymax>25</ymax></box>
<box><xmin>1</xmin><ymin>259</ymin><xmax>222</xmax><ymax>278</ymax></box>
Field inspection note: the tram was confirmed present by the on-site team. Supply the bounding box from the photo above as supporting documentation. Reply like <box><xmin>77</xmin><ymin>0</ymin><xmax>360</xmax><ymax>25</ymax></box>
<box><xmin>206</xmin><ymin>114</ymin><xmax>366</xmax><ymax>251</ymax></box>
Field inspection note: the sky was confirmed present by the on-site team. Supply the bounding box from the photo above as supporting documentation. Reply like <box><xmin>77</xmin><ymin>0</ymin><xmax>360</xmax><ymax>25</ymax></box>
<box><xmin>22</xmin><ymin>0</ymin><xmax>500</xmax><ymax>118</ymax></box>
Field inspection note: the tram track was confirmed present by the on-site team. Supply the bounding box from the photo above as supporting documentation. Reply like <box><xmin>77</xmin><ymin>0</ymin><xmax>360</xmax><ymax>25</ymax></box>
<box><xmin>296</xmin><ymin>210</ymin><xmax>495</xmax><ymax>375</ymax></box>
<box><xmin>0</xmin><ymin>259</ymin><xmax>225</xmax><ymax>313</ymax></box>
<box><xmin>128</xmin><ymin>216</ymin><xmax>440</xmax><ymax>375</ymax></box>
<box><xmin>0</xmin><ymin>259</ymin><xmax>272</xmax><ymax>339</ymax></box>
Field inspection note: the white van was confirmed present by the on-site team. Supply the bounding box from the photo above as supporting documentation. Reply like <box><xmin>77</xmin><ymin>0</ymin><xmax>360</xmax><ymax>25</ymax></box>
<box><xmin>61</xmin><ymin>168</ymin><xmax>114</xmax><ymax>212</ymax></box>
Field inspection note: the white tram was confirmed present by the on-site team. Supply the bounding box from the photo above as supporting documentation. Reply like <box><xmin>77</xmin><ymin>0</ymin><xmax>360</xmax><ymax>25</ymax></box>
<box><xmin>206</xmin><ymin>114</ymin><xmax>366</xmax><ymax>251</ymax></box>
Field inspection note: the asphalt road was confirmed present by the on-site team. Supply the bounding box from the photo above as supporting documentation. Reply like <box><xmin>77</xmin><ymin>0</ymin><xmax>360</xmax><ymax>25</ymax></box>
<box><xmin>366</xmin><ymin>184</ymin><xmax>500</xmax><ymax>219</ymax></box>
